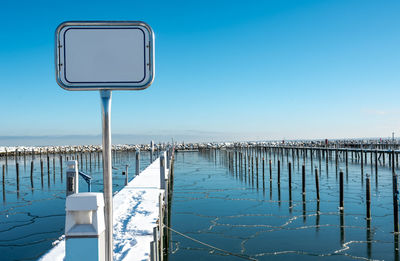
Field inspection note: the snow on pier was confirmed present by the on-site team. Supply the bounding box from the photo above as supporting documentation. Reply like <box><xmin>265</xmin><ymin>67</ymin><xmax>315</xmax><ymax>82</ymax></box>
<box><xmin>39</xmin><ymin>157</ymin><xmax>169</xmax><ymax>261</ymax></box>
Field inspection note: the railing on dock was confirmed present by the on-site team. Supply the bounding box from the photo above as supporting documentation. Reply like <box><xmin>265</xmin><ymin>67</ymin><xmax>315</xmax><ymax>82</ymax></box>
<box><xmin>150</xmin><ymin>146</ymin><xmax>175</xmax><ymax>261</ymax></box>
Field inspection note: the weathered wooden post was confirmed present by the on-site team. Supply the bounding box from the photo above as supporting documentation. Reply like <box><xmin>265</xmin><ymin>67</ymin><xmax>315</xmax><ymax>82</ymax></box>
<box><xmin>315</xmin><ymin>167</ymin><xmax>320</xmax><ymax>202</ymax></box>
<box><xmin>375</xmin><ymin>149</ymin><xmax>378</xmax><ymax>176</ymax></box>
<box><xmin>30</xmin><ymin>161</ymin><xmax>34</xmax><ymax>188</ymax></box>
<box><xmin>302</xmin><ymin>164</ymin><xmax>306</xmax><ymax>195</ymax></box>
<box><xmin>340</xmin><ymin>170</ymin><xmax>344</xmax><ymax>210</ymax></box>
<box><xmin>277</xmin><ymin>160</ymin><xmax>281</xmax><ymax>185</ymax></box>
<box><xmin>326</xmin><ymin>149</ymin><xmax>329</xmax><ymax>174</ymax></box>
<box><xmin>158</xmin><ymin>193</ymin><xmax>164</xmax><ymax>260</ymax></box>
<box><xmin>340</xmin><ymin>208</ymin><xmax>345</xmax><ymax>245</ymax></box>
<box><xmin>136</xmin><ymin>149</ymin><xmax>140</xmax><ymax>176</ymax></box>
<box><xmin>160</xmin><ymin>153</ymin><xmax>166</xmax><ymax>189</ymax></box>
<box><xmin>288</xmin><ymin>162</ymin><xmax>292</xmax><ymax>192</ymax></box>
<box><xmin>2</xmin><ymin>165</ymin><xmax>5</xmax><ymax>201</ymax></box>
<box><xmin>60</xmin><ymin>155</ymin><xmax>63</xmax><ymax>174</ymax></box>
<box><xmin>361</xmin><ymin>149</ymin><xmax>364</xmax><ymax>179</ymax></box>
<box><xmin>5</xmin><ymin>148</ymin><xmax>8</xmax><ymax>167</ymax></box>
<box><xmin>335</xmin><ymin>148</ymin><xmax>338</xmax><ymax>176</ymax></box>
<box><xmin>16</xmin><ymin>162</ymin><xmax>20</xmax><ymax>191</ymax></box>
<box><xmin>150</xmin><ymin>140</ymin><xmax>154</xmax><ymax>163</ymax></box>
<box><xmin>40</xmin><ymin>159</ymin><xmax>44</xmax><ymax>185</ymax></box>
<box><xmin>124</xmin><ymin>165</ymin><xmax>129</xmax><ymax>186</ymax></box>
<box><xmin>262</xmin><ymin>157</ymin><xmax>265</xmax><ymax>184</ymax></box>
<box><xmin>392</xmin><ymin>150</ymin><xmax>399</xmax><ymax>233</ymax></box>
<box><xmin>269</xmin><ymin>159</ymin><xmax>272</xmax><ymax>181</ymax></box>
<box><xmin>366</xmin><ymin>174</ymin><xmax>371</xmax><ymax>220</ymax></box>
<box><xmin>310</xmin><ymin>148</ymin><xmax>313</xmax><ymax>171</ymax></box>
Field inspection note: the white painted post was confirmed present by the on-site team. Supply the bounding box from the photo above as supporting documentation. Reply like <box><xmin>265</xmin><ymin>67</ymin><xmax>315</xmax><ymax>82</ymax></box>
<box><xmin>167</xmin><ymin>148</ymin><xmax>171</xmax><ymax>169</ymax></box>
<box><xmin>66</xmin><ymin>161</ymin><xmax>79</xmax><ymax>196</ymax></box>
<box><xmin>150</xmin><ymin>140</ymin><xmax>154</xmax><ymax>163</ymax></box>
<box><xmin>124</xmin><ymin>165</ymin><xmax>129</xmax><ymax>186</ymax></box>
<box><xmin>160</xmin><ymin>154</ymin><xmax>166</xmax><ymax>189</ymax></box>
<box><xmin>158</xmin><ymin>193</ymin><xmax>164</xmax><ymax>261</ymax></box>
<box><xmin>153</xmin><ymin>227</ymin><xmax>159</xmax><ymax>261</ymax></box>
<box><xmin>65</xmin><ymin>193</ymin><xmax>105</xmax><ymax>261</ymax></box>
<box><xmin>136</xmin><ymin>149</ymin><xmax>140</xmax><ymax>176</ymax></box>
<box><xmin>150</xmin><ymin>241</ymin><xmax>155</xmax><ymax>261</ymax></box>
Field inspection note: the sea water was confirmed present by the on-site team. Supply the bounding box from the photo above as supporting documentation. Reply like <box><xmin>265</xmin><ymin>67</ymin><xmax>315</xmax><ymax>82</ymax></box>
<box><xmin>0</xmin><ymin>150</ymin><xmax>152</xmax><ymax>261</ymax></box>
<box><xmin>169</xmin><ymin>150</ymin><xmax>399</xmax><ymax>261</ymax></box>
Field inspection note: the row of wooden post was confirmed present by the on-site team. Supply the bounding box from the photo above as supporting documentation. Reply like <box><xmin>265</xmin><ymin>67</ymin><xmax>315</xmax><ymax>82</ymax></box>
<box><xmin>150</xmin><ymin>147</ymin><xmax>175</xmax><ymax>261</ymax></box>
<box><xmin>217</xmin><ymin>147</ymin><xmax>400</xmax><ymax>234</ymax></box>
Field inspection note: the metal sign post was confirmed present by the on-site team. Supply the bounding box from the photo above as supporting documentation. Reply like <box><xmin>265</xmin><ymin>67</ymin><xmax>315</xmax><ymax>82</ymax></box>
<box><xmin>56</xmin><ymin>21</ymin><xmax>155</xmax><ymax>261</ymax></box>
<box><xmin>100</xmin><ymin>90</ymin><xmax>113</xmax><ymax>260</ymax></box>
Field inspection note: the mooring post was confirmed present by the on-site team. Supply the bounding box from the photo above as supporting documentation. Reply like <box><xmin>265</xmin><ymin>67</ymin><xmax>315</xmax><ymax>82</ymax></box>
<box><xmin>158</xmin><ymin>193</ymin><xmax>164</xmax><ymax>260</ymax></box>
<box><xmin>2</xmin><ymin>165</ymin><xmax>5</xmax><ymax>191</ymax></box>
<box><xmin>262</xmin><ymin>157</ymin><xmax>265</xmax><ymax>184</ymax></box>
<box><xmin>340</xmin><ymin>170</ymin><xmax>344</xmax><ymax>210</ymax></box>
<box><xmin>315</xmin><ymin>167</ymin><xmax>320</xmax><ymax>202</ymax></box>
<box><xmin>60</xmin><ymin>155</ymin><xmax>63</xmax><ymax>174</ymax></box>
<box><xmin>361</xmin><ymin>149</ymin><xmax>364</xmax><ymax>178</ymax></box>
<box><xmin>277</xmin><ymin>160</ymin><xmax>280</xmax><ymax>185</ymax></box>
<box><xmin>40</xmin><ymin>159</ymin><xmax>43</xmax><ymax>179</ymax></box>
<box><xmin>269</xmin><ymin>159</ymin><xmax>272</xmax><ymax>181</ymax></box>
<box><xmin>335</xmin><ymin>148</ymin><xmax>338</xmax><ymax>176</ymax></box>
<box><xmin>288</xmin><ymin>162</ymin><xmax>292</xmax><ymax>192</ymax></box>
<box><xmin>30</xmin><ymin>160</ymin><xmax>34</xmax><ymax>177</ymax></box>
<box><xmin>392</xmin><ymin>150</ymin><xmax>399</xmax><ymax>233</ymax></box>
<box><xmin>366</xmin><ymin>174</ymin><xmax>371</xmax><ymax>220</ymax></box>
<box><xmin>136</xmin><ymin>149</ymin><xmax>140</xmax><ymax>176</ymax></box>
<box><xmin>150</xmin><ymin>140</ymin><xmax>154</xmax><ymax>163</ymax></box>
<box><xmin>5</xmin><ymin>148</ymin><xmax>8</xmax><ymax>167</ymax></box>
<box><xmin>302</xmin><ymin>164</ymin><xmax>306</xmax><ymax>195</ymax></box>
<box><xmin>375</xmin><ymin>149</ymin><xmax>378</xmax><ymax>176</ymax></box>
<box><xmin>152</xmin><ymin>226</ymin><xmax>159</xmax><ymax>261</ymax></box>
<box><xmin>16</xmin><ymin>162</ymin><xmax>20</xmax><ymax>191</ymax></box>
<box><xmin>160</xmin><ymin>153</ymin><xmax>166</xmax><ymax>189</ymax></box>
<box><xmin>124</xmin><ymin>165</ymin><xmax>129</xmax><ymax>186</ymax></box>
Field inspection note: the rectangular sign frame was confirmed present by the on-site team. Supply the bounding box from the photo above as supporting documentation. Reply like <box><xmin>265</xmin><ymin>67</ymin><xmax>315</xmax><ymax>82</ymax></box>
<box><xmin>55</xmin><ymin>21</ymin><xmax>155</xmax><ymax>91</ymax></box>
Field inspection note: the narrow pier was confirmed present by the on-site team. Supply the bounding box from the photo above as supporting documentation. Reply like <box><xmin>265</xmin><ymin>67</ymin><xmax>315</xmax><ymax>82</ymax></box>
<box><xmin>39</xmin><ymin>150</ymin><xmax>174</xmax><ymax>261</ymax></box>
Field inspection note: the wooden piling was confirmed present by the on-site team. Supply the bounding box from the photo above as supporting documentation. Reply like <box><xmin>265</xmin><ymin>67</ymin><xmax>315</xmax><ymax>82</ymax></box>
<box><xmin>30</xmin><ymin>161</ymin><xmax>34</xmax><ymax>187</ymax></box>
<box><xmin>40</xmin><ymin>159</ymin><xmax>44</xmax><ymax>185</ymax></box>
<box><xmin>47</xmin><ymin>155</ymin><xmax>50</xmax><ymax>175</ymax></box>
<box><xmin>366</xmin><ymin>175</ymin><xmax>371</xmax><ymax>220</ymax></box>
<box><xmin>256</xmin><ymin>156</ymin><xmax>259</xmax><ymax>188</ymax></box>
<box><xmin>302</xmin><ymin>164</ymin><xmax>306</xmax><ymax>195</ymax></box>
<box><xmin>2</xmin><ymin>165</ymin><xmax>5</xmax><ymax>185</ymax></box>
<box><xmin>361</xmin><ymin>149</ymin><xmax>364</xmax><ymax>178</ymax></box>
<box><xmin>288</xmin><ymin>162</ymin><xmax>292</xmax><ymax>192</ymax></box>
<box><xmin>2</xmin><ymin>165</ymin><xmax>5</xmax><ymax>201</ymax></box>
<box><xmin>277</xmin><ymin>160</ymin><xmax>280</xmax><ymax>185</ymax></box>
<box><xmin>16</xmin><ymin>162</ymin><xmax>20</xmax><ymax>192</ymax></box>
<box><xmin>269</xmin><ymin>159</ymin><xmax>272</xmax><ymax>181</ymax></box>
<box><xmin>60</xmin><ymin>155</ymin><xmax>63</xmax><ymax>174</ymax></box>
<box><xmin>315</xmin><ymin>168</ymin><xmax>320</xmax><ymax>201</ymax></box>
<box><xmin>340</xmin><ymin>209</ymin><xmax>345</xmax><ymax>245</ymax></box>
<box><xmin>335</xmin><ymin>149</ymin><xmax>338</xmax><ymax>176</ymax></box>
<box><xmin>262</xmin><ymin>157</ymin><xmax>265</xmax><ymax>184</ymax></box>
<box><xmin>392</xmin><ymin>150</ymin><xmax>399</xmax><ymax>233</ymax></box>
<box><xmin>340</xmin><ymin>170</ymin><xmax>344</xmax><ymax>210</ymax></box>
<box><xmin>5</xmin><ymin>149</ymin><xmax>8</xmax><ymax>167</ymax></box>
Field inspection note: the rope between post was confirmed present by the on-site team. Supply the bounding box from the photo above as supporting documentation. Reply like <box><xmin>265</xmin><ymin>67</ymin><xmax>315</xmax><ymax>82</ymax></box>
<box><xmin>163</xmin><ymin>224</ymin><xmax>257</xmax><ymax>261</ymax></box>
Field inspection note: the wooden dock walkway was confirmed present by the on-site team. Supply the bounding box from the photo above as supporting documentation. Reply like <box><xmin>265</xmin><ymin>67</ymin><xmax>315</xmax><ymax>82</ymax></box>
<box><xmin>39</xmin><ymin>150</ymin><xmax>174</xmax><ymax>261</ymax></box>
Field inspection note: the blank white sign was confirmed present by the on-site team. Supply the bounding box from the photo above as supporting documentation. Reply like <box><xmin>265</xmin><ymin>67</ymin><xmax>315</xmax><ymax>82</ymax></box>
<box><xmin>56</xmin><ymin>22</ymin><xmax>154</xmax><ymax>90</ymax></box>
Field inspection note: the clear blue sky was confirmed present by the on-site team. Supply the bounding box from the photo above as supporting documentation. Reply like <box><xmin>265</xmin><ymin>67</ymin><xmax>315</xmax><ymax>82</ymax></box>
<box><xmin>0</xmin><ymin>0</ymin><xmax>399</xmax><ymax>145</ymax></box>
